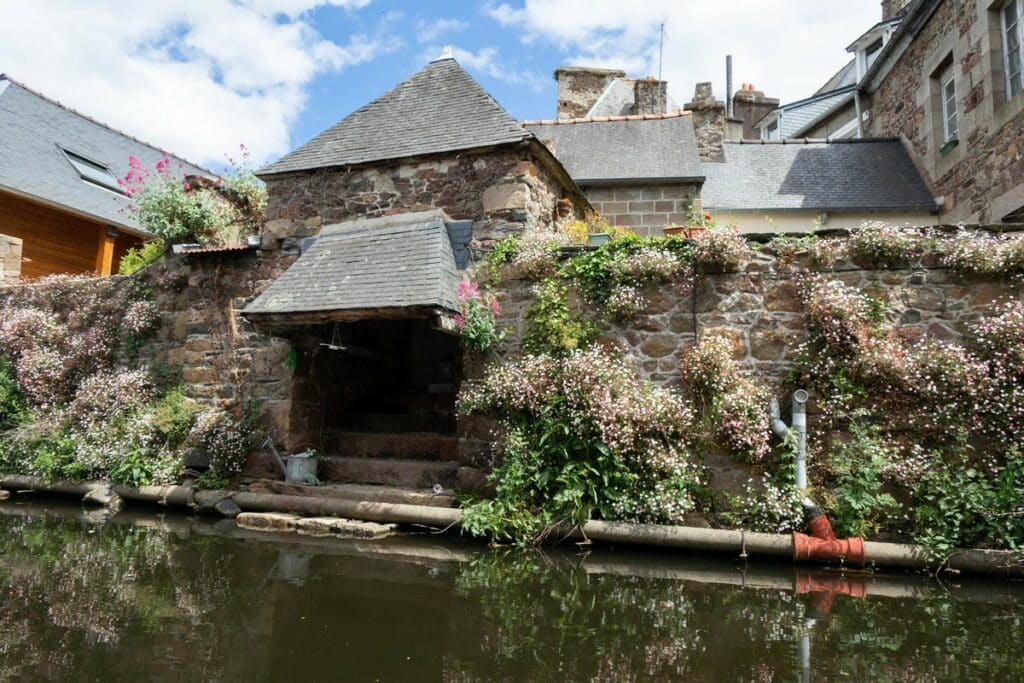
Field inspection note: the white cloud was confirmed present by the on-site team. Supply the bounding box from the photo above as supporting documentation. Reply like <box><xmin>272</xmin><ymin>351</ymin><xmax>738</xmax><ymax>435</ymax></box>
<box><xmin>0</xmin><ymin>0</ymin><xmax>390</xmax><ymax>166</ymax></box>
<box><xmin>450</xmin><ymin>46</ymin><xmax>547</xmax><ymax>92</ymax></box>
<box><xmin>487</xmin><ymin>1</ymin><xmax>882</xmax><ymax>106</ymax></box>
<box><xmin>416</xmin><ymin>18</ymin><xmax>469</xmax><ymax>43</ymax></box>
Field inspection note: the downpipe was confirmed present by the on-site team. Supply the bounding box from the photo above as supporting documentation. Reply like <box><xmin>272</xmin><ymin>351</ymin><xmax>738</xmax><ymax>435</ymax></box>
<box><xmin>771</xmin><ymin>390</ymin><xmax>866</xmax><ymax>567</ymax></box>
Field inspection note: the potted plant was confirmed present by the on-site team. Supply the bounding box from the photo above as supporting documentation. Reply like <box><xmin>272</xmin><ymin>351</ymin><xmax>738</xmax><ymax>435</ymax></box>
<box><xmin>685</xmin><ymin>206</ymin><xmax>715</xmax><ymax>238</ymax></box>
<box><xmin>662</xmin><ymin>226</ymin><xmax>687</xmax><ymax>237</ymax></box>
<box><xmin>588</xmin><ymin>232</ymin><xmax>611</xmax><ymax>246</ymax></box>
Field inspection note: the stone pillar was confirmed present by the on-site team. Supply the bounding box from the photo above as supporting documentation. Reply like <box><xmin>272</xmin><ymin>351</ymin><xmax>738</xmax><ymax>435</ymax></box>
<box><xmin>0</xmin><ymin>234</ymin><xmax>22</xmax><ymax>283</ymax></box>
<box><xmin>554</xmin><ymin>66</ymin><xmax>626</xmax><ymax>119</ymax></box>
<box><xmin>684</xmin><ymin>83</ymin><xmax>727</xmax><ymax>161</ymax></box>
<box><xmin>632</xmin><ymin>77</ymin><xmax>668</xmax><ymax>115</ymax></box>
<box><xmin>731</xmin><ymin>85</ymin><xmax>779</xmax><ymax>140</ymax></box>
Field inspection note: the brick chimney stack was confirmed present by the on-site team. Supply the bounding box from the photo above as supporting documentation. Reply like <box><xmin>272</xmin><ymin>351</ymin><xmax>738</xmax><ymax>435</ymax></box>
<box><xmin>632</xmin><ymin>77</ymin><xmax>668</xmax><ymax>115</ymax></box>
<box><xmin>554</xmin><ymin>66</ymin><xmax>626</xmax><ymax>120</ymax></box>
<box><xmin>684</xmin><ymin>82</ymin><xmax>726</xmax><ymax>161</ymax></box>
<box><xmin>731</xmin><ymin>83</ymin><xmax>779</xmax><ymax>140</ymax></box>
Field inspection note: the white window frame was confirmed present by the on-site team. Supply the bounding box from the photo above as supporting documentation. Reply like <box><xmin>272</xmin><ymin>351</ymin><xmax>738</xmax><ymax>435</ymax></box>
<box><xmin>940</xmin><ymin>67</ymin><xmax>958</xmax><ymax>143</ymax></box>
<box><xmin>1003</xmin><ymin>0</ymin><xmax>1024</xmax><ymax>100</ymax></box>
<box><xmin>765</xmin><ymin>119</ymin><xmax>780</xmax><ymax>140</ymax></box>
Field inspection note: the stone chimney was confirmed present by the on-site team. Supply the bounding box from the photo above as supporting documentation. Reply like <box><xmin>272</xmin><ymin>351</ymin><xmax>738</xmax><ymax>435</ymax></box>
<box><xmin>632</xmin><ymin>77</ymin><xmax>668</xmax><ymax>115</ymax></box>
<box><xmin>554</xmin><ymin>66</ymin><xmax>626</xmax><ymax>119</ymax></box>
<box><xmin>684</xmin><ymin>82</ymin><xmax>726</xmax><ymax>161</ymax></box>
<box><xmin>881</xmin><ymin>0</ymin><xmax>912</xmax><ymax>20</ymax></box>
<box><xmin>731</xmin><ymin>83</ymin><xmax>780</xmax><ymax>140</ymax></box>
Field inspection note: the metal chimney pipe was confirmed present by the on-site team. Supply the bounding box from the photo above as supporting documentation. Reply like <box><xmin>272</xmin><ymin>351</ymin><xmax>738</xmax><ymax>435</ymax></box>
<box><xmin>726</xmin><ymin>55</ymin><xmax>733</xmax><ymax>117</ymax></box>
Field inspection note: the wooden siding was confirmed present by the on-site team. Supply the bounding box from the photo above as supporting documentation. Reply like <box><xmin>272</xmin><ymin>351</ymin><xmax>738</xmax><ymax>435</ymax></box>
<box><xmin>0</xmin><ymin>190</ymin><xmax>141</xmax><ymax>278</ymax></box>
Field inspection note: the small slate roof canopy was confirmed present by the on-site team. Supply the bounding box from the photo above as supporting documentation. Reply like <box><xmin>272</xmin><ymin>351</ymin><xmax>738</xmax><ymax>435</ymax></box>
<box><xmin>0</xmin><ymin>75</ymin><xmax>212</xmax><ymax>237</ymax></box>
<box><xmin>701</xmin><ymin>140</ymin><xmax>937</xmax><ymax>212</ymax></box>
<box><xmin>524</xmin><ymin>113</ymin><xmax>703</xmax><ymax>185</ymax></box>
<box><xmin>259</xmin><ymin>57</ymin><xmax>531</xmax><ymax>176</ymax></box>
<box><xmin>243</xmin><ymin>210</ymin><xmax>466</xmax><ymax>323</ymax></box>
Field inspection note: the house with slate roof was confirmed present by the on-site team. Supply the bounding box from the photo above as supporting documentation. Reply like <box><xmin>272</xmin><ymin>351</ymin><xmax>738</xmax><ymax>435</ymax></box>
<box><xmin>257</xmin><ymin>54</ymin><xmax>590</xmax><ymax>254</ymax></box>
<box><xmin>0</xmin><ymin>75</ymin><xmax>210</xmax><ymax>278</ymax></box>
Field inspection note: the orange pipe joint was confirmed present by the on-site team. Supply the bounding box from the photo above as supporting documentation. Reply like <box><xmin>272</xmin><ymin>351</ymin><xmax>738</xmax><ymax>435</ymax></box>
<box><xmin>792</xmin><ymin>514</ymin><xmax>866</xmax><ymax>567</ymax></box>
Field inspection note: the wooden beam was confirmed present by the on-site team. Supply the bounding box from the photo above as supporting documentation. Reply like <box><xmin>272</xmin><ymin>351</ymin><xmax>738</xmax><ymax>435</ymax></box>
<box><xmin>94</xmin><ymin>226</ymin><xmax>116</xmax><ymax>276</ymax></box>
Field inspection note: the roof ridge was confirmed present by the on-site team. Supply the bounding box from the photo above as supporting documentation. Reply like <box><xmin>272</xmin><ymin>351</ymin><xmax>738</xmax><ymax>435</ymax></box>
<box><xmin>0</xmin><ymin>73</ymin><xmax>217</xmax><ymax>177</ymax></box>
<box><xmin>521</xmin><ymin>110</ymin><xmax>691</xmax><ymax>125</ymax></box>
<box><xmin>728</xmin><ymin>137</ymin><xmax>902</xmax><ymax>145</ymax></box>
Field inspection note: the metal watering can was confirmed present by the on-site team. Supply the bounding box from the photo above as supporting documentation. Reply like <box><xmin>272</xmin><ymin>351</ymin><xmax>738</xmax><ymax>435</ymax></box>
<box><xmin>263</xmin><ymin>438</ymin><xmax>319</xmax><ymax>485</ymax></box>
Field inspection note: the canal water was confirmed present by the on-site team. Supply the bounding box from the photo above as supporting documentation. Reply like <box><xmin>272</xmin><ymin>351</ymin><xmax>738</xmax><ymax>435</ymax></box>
<box><xmin>0</xmin><ymin>499</ymin><xmax>1022</xmax><ymax>682</ymax></box>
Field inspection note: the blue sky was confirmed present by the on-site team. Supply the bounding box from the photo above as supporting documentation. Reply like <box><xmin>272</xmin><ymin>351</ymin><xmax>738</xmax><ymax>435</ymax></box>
<box><xmin>0</xmin><ymin>1</ymin><xmax>881</xmax><ymax>168</ymax></box>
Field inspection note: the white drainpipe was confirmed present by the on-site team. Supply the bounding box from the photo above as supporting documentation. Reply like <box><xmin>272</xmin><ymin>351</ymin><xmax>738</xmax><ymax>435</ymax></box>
<box><xmin>770</xmin><ymin>390</ymin><xmax>814</xmax><ymax>509</ymax></box>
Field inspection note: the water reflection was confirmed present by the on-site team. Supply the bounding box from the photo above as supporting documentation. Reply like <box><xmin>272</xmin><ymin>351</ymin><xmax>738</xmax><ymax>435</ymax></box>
<box><xmin>0</xmin><ymin>499</ymin><xmax>1021</xmax><ymax>681</ymax></box>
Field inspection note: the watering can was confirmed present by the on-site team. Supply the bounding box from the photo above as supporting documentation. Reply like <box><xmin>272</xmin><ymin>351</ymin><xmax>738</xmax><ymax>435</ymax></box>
<box><xmin>263</xmin><ymin>438</ymin><xmax>319</xmax><ymax>484</ymax></box>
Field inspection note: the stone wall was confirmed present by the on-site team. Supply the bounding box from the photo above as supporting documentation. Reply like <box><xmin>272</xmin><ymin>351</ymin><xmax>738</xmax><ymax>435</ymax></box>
<box><xmin>584</xmin><ymin>184</ymin><xmax>699</xmax><ymax>234</ymax></box>
<box><xmin>261</xmin><ymin>145</ymin><xmax>586</xmax><ymax>251</ymax></box>
<box><xmin>554</xmin><ymin>67</ymin><xmax>626</xmax><ymax>119</ymax></box>
<box><xmin>869</xmin><ymin>0</ymin><xmax>1024</xmax><ymax>222</ymax></box>
<box><xmin>684</xmin><ymin>82</ymin><xmax>727</xmax><ymax>161</ymax></box>
<box><xmin>0</xmin><ymin>234</ymin><xmax>21</xmax><ymax>283</ymax></box>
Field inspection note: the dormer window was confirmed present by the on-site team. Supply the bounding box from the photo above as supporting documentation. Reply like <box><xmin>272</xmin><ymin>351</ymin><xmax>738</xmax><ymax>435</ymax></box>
<box><xmin>765</xmin><ymin>120</ymin><xmax>780</xmax><ymax>140</ymax></box>
<box><xmin>863</xmin><ymin>38</ymin><xmax>884</xmax><ymax>70</ymax></box>
<box><xmin>61</xmin><ymin>149</ymin><xmax>122</xmax><ymax>193</ymax></box>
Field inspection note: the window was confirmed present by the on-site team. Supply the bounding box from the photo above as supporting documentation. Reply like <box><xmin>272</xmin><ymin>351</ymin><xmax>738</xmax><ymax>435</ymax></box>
<box><xmin>940</xmin><ymin>67</ymin><xmax>958</xmax><ymax>142</ymax></box>
<box><xmin>864</xmin><ymin>38</ymin><xmax>884</xmax><ymax>71</ymax></box>
<box><xmin>62</xmin><ymin>149</ymin><xmax>121</xmax><ymax>193</ymax></box>
<box><xmin>1004</xmin><ymin>0</ymin><xmax>1024</xmax><ymax>99</ymax></box>
<box><xmin>765</xmin><ymin>120</ymin><xmax>779</xmax><ymax>140</ymax></box>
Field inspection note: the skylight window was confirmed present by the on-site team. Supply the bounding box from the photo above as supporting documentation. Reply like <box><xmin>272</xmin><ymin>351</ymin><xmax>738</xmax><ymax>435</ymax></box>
<box><xmin>62</xmin><ymin>149</ymin><xmax>122</xmax><ymax>193</ymax></box>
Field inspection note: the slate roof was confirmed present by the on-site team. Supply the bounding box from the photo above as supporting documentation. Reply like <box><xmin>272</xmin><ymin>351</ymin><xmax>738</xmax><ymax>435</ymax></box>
<box><xmin>814</xmin><ymin>59</ymin><xmax>857</xmax><ymax>95</ymax></box>
<box><xmin>0</xmin><ymin>75</ymin><xmax>212</xmax><ymax>236</ymax></box>
<box><xmin>243</xmin><ymin>211</ymin><xmax>461</xmax><ymax>318</ymax></box>
<box><xmin>701</xmin><ymin>140</ymin><xmax>936</xmax><ymax>212</ymax></box>
<box><xmin>586</xmin><ymin>78</ymin><xmax>681</xmax><ymax>117</ymax></box>
<box><xmin>524</xmin><ymin>112</ymin><xmax>703</xmax><ymax>184</ymax></box>
<box><xmin>757</xmin><ymin>86</ymin><xmax>856</xmax><ymax>138</ymax></box>
<box><xmin>259</xmin><ymin>58</ymin><xmax>530</xmax><ymax>176</ymax></box>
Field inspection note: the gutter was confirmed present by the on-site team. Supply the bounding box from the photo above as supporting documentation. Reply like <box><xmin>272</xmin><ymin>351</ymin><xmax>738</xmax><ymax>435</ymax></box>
<box><xmin>2</xmin><ymin>474</ymin><xmax>1021</xmax><ymax>577</ymax></box>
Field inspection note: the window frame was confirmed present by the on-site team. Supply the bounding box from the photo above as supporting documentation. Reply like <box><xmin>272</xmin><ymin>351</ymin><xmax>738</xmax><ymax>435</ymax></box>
<box><xmin>940</xmin><ymin>66</ymin><xmax>959</xmax><ymax>143</ymax></box>
<box><xmin>61</xmin><ymin>149</ymin><xmax>123</xmax><ymax>193</ymax></box>
<box><xmin>765</xmin><ymin>120</ymin><xmax>779</xmax><ymax>140</ymax></box>
<box><xmin>1003</xmin><ymin>0</ymin><xmax>1024</xmax><ymax>100</ymax></box>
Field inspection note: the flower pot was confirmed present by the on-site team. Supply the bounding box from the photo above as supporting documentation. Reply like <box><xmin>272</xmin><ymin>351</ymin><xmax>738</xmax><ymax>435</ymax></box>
<box><xmin>588</xmin><ymin>232</ymin><xmax>611</xmax><ymax>246</ymax></box>
<box><xmin>662</xmin><ymin>226</ymin><xmax>687</xmax><ymax>237</ymax></box>
<box><xmin>686</xmin><ymin>225</ymin><xmax>708</xmax><ymax>239</ymax></box>
<box><xmin>246</xmin><ymin>234</ymin><xmax>262</xmax><ymax>247</ymax></box>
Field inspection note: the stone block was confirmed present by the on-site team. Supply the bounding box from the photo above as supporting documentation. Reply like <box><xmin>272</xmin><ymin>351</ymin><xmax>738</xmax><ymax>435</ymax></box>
<box><xmin>701</xmin><ymin>326</ymin><xmax>747</xmax><ymax>359</ymax></box>
<box><xmin>482</xmin><ymin>183</ymin><xmax>529</xmax><ymax>212</ymax></box>
<box><xmin>639</xmin><ymin>333</ymin><xmax>679</xmax><ymax>358</ymax></box>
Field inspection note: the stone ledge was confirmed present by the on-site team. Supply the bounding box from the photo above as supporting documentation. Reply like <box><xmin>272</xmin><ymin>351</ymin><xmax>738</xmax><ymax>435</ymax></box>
<box><xmin>236</xmin><ymin>512</ymin><xmax>397</xmax><ymax>539</ymax></box>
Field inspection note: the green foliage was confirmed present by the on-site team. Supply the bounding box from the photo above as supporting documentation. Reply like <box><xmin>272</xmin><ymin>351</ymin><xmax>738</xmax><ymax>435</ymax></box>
<box><xmin>29</xmin><ymin>434</ymin><xmax>83</xmax><ymax>482</ymax></box>
<box><xmin>912</xmin><ymin>448</ymin><xmax>1024</xmax><ymax>559</ymax></box>
<box><xmin>150</xmin><ymin>387</ymin><xmax>199</xmax><ymax>449</ymax></box>
<box><xmin>0</xmin><ymin>358</ymin><xmax>28</xmax><ymax>431</ymax></box>
<box><xmin>118</xmin><ymin>239</ymin><xmax>166</xmax><ymax>275</ymax></box>
<box><xmin>482</xmin><ymin>234</ymin><xmax>521</xmax><ymax>283</ymax></box>
<box><xmin>721</xmin><ymin>432</ymin><xmax>805</xmax><ymax>533</ymax></box>
<box><xmin>455</xmin><ymin>281</ymin><xmax>505</xmax><ymax>353</ymax></box>
<box><xmin>563</xmin><ymin>234</ymin><xmax>692</xmax><ymax>303</ymax></box>
<box><xmin>824</xmin><ymin>421</ymin><xmax>901</xmax><ymax>538</ymax></box>
<box><xmin>522</xmin><ymin>279</ymin><xmax>598</xmax><ymax>355</ymax></box>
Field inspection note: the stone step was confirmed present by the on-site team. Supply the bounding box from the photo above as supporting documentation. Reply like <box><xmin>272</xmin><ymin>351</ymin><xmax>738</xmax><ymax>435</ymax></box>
<box><xmin>321</xmin><ymin>457</ymin><xmax>459</xmax><ymax>489</ymax></box>
<box><xmin>338</xmin><ymin>413</ymin><xmax>453</xmax><ymax>433</ymax></box>
<box><xmin>332</xmin><ymin>431</ymin><xmax>458</xmax><ymax>461</ymax></box>
<box><xmin>246</xmin><ymin>478</ymin><xmax>457</xmax><ymax>508</ymax></box>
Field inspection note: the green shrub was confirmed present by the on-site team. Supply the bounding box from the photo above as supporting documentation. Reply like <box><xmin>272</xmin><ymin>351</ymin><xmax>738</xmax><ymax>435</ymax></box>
<box><xmin>0</xmin><ymin>358</ymin><xmax>28</xmax><ymax>431</ymax></box>
<box><xmin>824</xmin><ymin>421</ymin><xmax>901</xmax><ymax>538</ymax></box>
<box><xmin>118</xmin><ymin>239</ymin><xmax>165</xmax><ymax>275</ymax></box>
<box><xmin>522</xmin><ymin>280</ymin><xmax>598</xmax><ymax>355</ymax></box>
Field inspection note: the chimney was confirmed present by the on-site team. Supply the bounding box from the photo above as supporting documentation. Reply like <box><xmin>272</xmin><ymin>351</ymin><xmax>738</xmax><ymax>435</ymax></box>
<box><xmin>554</xmin><ymin>66</ymin><xmax>626</xmax><ymax>119</ymax></box>
<box><xmin>731</xmin><ymin>84</ymin><xmax>780</xmax><ymax>140</ymax></box>
<box><xmin>684</xmin><ymin>82</ymin><xmax>726</xmax><ymax>161</ymax></box>
<box><xmin>881</xmin><ymin>0</ymin><xmax>912</xmax><ymax>20</ymax></box>
<box><xmin>632</xmin><ymin>77</ymin><xmax>668</xmax><ymax>115</ymax></box>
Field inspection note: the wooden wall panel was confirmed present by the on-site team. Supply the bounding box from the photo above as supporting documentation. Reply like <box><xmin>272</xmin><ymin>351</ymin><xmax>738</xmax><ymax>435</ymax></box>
<box><xmin>0</xmin><ymin>191</ymin><xmax>141</xmax><ymax>279</ymax></box>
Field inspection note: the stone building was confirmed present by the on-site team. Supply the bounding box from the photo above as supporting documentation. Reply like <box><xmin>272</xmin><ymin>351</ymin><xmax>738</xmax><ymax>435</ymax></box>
<box><xmin>258</xmin><ymin>55</ymin><xmax>590</xmax><ymax>253</ymax></box>
<box><xmin>237</xmin><ymin>55</ymin><xmax>589</xmax><ymax>488</ymax></box>
<box><xmin>525</xmin><ymin>112</ymin><xmax>703</xmax><ymax>234</ymax></box>
<box><xmin>862</xmin><ymin>0</ymin><xmax>1024</xmax><ymax>223</ymax></box>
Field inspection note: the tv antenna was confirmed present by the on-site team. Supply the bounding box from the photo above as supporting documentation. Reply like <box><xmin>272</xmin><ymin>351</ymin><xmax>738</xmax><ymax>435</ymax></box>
<box><xmin>658</xmin><ymin>23</ymin><xmax>665</xmax><ymax>80</ymax></box>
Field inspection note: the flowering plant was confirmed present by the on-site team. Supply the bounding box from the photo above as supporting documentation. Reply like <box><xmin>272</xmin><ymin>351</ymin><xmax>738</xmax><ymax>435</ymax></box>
<box><xmin>454</xmin><ymin>281</ymin><xmax>504</xmax><ymax>353</ymax></box>
<box><xmin>459</xmin><ymin>348</ymin><xmax>704</xmax><ymax>543</ymax></box>
<box><xmin>941</xmin><ymin>228</ymin><xmax>1024</xmax><ymax>275</ymax></box>
<box><xmin>848</xmin><ymin>222</ymin><xmax>926</xmax><ymax>266</ymax></box>
<box><xmin>690</xmin><ymin>227</ymin><xmax>750</xmax><ymax>269</ymax></box>
<box><xmin>680</xmin><ymin>333</ymin><xmax>772</xmax><ymax>462</ymax></box>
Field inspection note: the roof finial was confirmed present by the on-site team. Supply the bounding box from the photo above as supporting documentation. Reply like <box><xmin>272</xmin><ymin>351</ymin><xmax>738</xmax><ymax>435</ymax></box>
<box><xmin>432</xmin><ymin>45</ymin><xmax>455</xmax><ymax>62</ymax></box>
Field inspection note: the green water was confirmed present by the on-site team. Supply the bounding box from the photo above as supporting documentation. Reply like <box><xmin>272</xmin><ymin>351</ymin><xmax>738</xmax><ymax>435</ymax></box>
<box><xmin>0</xmin><ymin>499</ymin><xmax>1022</xmax><ymax>682</ymax></box>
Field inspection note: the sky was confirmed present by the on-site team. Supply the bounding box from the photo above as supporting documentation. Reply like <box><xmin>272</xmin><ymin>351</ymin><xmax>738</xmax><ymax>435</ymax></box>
<box><xmin>0</xmin><ymin>1</ymin><xmax>882</xmax><ymax>170</ymax></box>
